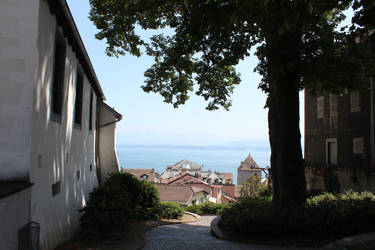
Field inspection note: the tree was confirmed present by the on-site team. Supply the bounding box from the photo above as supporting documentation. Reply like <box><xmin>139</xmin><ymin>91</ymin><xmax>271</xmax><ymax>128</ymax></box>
<box><xmin>240</xmin><ymin>174</ymin><xmax>269</xmax><ymax>199</ymax></box>
<box><xmin>89</xmin><ymin>0</ymin><xmax>372</xmax><ymax>208</ymax></box>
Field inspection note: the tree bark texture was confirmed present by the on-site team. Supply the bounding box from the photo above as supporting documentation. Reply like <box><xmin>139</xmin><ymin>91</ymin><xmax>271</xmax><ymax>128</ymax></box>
<box><xmin>265</xmin><ymin>31</ymin><xmax>307</xmax><ymax>208</ymax></box>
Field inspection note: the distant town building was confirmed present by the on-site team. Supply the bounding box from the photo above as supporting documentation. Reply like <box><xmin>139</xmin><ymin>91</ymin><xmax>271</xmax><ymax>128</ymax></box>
<box><xmin>237</xmin><ymin>154</ymin><xmax>262</xmax><ymax>185</ymax></box>
<box><xmin>202</xmin><ymin>171</ymin><xmax>234</xmax><ymax>185</ymax></box>
<box><xmin>160</xmin><ymin>159</ymin><xmax>234</xmax><ymax>185</ymax></box>
<box><xmin>121</xmin><ymin>168</ymin><xmax>158</xmax><ymax>183</ymax></box>
<box><xmin>160</xmin><ymin>159</ymin><xmax>203</xmax><ymax>179</ymax></box>
<box><xmin>155</xmin><ymin>184</ymin><xmax>209</xmax><ymax>205</ymax></box>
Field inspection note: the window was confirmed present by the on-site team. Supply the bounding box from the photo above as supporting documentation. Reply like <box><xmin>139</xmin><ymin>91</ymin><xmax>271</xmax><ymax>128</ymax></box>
<box><xmin>77</xmin><ymin>170</ymin><xmax>81</xmax><ymax>181</ymax></box>
<box><xmin>74</xmin><ymin>68</ymin><xmax>83</xmax><ymax>129</ymax></box>
<box><xmin>89</xmin><ymin>90</ymin><xmax>93</xmax><ymax>131</ymax></box>
<box><xmin>326</xmin><ymin>138</ymin><xmax>338</xmax><ymax>165</ymax></box>
<box><xmin>330</xmin><ymin>94</ymin><xmax>338</xmax><ymax>129</ymax></box>
<box><xmin>353</xmin><ymin>137</ymin><xmax>365</xmax><ymax>154</ymax></box>
<box><xmin>351</xmin><ymin>91</ymin><xmax>361</xmax><ymax>112</ymax></box>
<box><xmin>50</xmin><ymin>27</ymin><xmax>66</xmax><ymax>122</ymax></box>
<box><xmin>317</xmin><ymin>96</ymin><xmax>324</xmax><ymax>119</ymax></box>
<box><xmin>140</xmin><ymin>174</ymin><xmax>148</xmax><ymax>180</ymax></box>
<box><xmin>52</xmin><ymin>181</ymin><xmax>61</xmax><ymax>196</ymax></box>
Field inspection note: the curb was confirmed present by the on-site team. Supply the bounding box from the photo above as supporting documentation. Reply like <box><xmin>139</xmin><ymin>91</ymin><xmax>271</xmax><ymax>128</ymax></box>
<box><xmin>158</xmin><ymin>211</ymin><xmax>202</xmax><ymax>224</ymax></box>
<box><xmin>210</xmin><ymin>216</ymin><xmax>232</xmax><ymax>241</ymax></box>
<box><xmin>184</xmin><ymin>211</ymin><xmax>201</xmax><ymax>220</ymax></box>
<box><xmin>211</xmin><ymin>216</ymin><xmax>375</xmax><ymax>249</ymax></box>
<box><xmin>323</xmin><ymin>232</ymin><xmax>375</xmax><ymax>248</ymax></box>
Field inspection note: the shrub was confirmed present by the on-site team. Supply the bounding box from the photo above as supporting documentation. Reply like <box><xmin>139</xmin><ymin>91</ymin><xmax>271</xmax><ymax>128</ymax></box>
<box><xmin>151</xmin><ymin>202</ymin><xmax>184</xmax><ymax>220</ymax></box>
<box><xmin>80</xmin><ymin>173</ymin><xmax>160</xmax><ymax>234</ymax></box>
<box><xmin>240</xmin><ymin>175</ymin><xmax>271</xmax><ymax>199</ymax></box>
<box><xmin>219</xmin><ymin>191</ymin><xmax>375</xmax><ymax>241</ymax></box>
<box><xmin>186</xmin><ymin>202</ymin><xmax>232</xmax><ymax>215</ymax></box>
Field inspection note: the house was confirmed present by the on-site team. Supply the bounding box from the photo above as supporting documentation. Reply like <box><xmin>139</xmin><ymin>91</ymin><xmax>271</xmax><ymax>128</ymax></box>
<box><xmin>0</xmin><ymin>1</ymin><xmax>121</xmax><ymax>249</ymax></box>
<box><xmin>305</xmin><ymin>88</ymin><xmax>375</xmax><ymax>191</ymax></box>
<box><xmin>202</xmin><ymin>171</ymin><xmax>234</xmax><ymax>185</ymax></box>
<box><xmin>161</xmin><ymin>172</ymin><xmax>238</xmax><ymax>204</ymax></box>
<box><xmin>237</xmin><ymin>154</ymin><xmax>262</xmax><ymax>185</ymax></box>
<box><xmin>122</xmin><ymin>168</ymin><xmax>158</xmax><ymax>183</ymax></box>
<box><xmin>160</xmin><ymin>159</ymin><xmax>203</xmax><ymax>179</ymax></box>
<box><xmin>155</xmin><ymin>184</ymin><xmax>209</xmax><ymax>205</ymax></box>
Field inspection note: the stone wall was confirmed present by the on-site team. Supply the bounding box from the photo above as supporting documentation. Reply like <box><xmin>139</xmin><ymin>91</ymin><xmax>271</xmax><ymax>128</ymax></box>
<box><xmin>305</xmin><ymin>165</ymin><xmax>375</xmax><ymax>193</ymax></box>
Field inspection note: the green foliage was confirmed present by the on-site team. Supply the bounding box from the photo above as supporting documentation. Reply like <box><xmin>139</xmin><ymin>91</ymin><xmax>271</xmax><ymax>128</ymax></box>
<box><xmin>240</xmin><ymin>175</ymin><xmax>271</xmax><ymax>199</ymax></box>
<box><xmin>80</xmin><ymin>173</ymin><xmax>160</xmax><ymax>234</ymax></box>
<box><xmin>151</xmin><ymin>202</ymin><xmax>184</xmax><ymax>220</ymax></box>
<box><xmin>89</xmin><ymin>0</ymin><xmax>374</xmax><ymax>207</ymax></box>
<box><xmin>219</xmin><ymin>191</ymin><xmax>375</xmax><ymax>240</ymax></box>
<box><xmin>186</xmin><ymin>202</ymin><xmax>232</xmax><ymax>215</ymax></box>
<box><xmin>88</xmin><ymin>0</ymin><xmax>371</xmax><ymax>104</ymax></box>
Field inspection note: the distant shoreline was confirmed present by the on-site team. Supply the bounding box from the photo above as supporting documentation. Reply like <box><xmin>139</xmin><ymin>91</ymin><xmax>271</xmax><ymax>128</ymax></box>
<box><xmin>116</xmin><ymin>144</ymin><xmax>271</xmax><ymax>152</ymax></box>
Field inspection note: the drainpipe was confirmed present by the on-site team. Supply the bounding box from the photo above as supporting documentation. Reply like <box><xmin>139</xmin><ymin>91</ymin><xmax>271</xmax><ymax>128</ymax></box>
<box><xmin>371</xmin><ymin>77</ymin><xmax>375</xmax><ymax>168</ymax></box>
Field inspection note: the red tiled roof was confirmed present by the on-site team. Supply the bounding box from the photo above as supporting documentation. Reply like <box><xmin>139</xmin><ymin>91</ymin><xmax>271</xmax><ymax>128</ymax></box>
<box><xmin>165</xmin><ymin>172</ymin><xmax>196</xmax><ymax>184</ymax></box>
<box><xmin>190</xmin><ymin>185</ymin><xmax>208</xmax><ymax>194</ymax></box>
<box><xmin>155</xmin><ymin>184</ymin><xmax>193</xmax><ymax>205</ymax></box>
<box><xmin>122</xmin><ymin>168</ymin><xmax>156</xmax><ymax>181</ymax></box>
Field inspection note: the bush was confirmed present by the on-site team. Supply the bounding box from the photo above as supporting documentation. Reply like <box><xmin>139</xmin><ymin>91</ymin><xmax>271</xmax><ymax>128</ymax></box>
<box><xmin>80</xmin><ymin>173</ymin><xmax>160</xmax><ymax>234</ymax></box>
<box><xmin>219</xmin><ymin>191</ymin><xmax>375</xmax><ymax>241</ymax></box>
<box><xmin>240</xmin><ymin>175</ymin><xmax>271</xmax><ymax>200</ymax></box>
<box><xmin>186</xmin><ymin>202</ymin><xmax>232</xmax><ymax>215</ymax></box>
<box><xmin>151</xmin><ymin>202</ymin><xmax>184</xmax><ymax>220</ymax></box>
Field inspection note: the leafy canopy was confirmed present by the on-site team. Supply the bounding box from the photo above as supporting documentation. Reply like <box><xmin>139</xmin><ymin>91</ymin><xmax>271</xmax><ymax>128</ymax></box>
<box><xmin>89</xmin><ymin>0</ymin><xmax>371</xmax><ymax>110</ymax></box>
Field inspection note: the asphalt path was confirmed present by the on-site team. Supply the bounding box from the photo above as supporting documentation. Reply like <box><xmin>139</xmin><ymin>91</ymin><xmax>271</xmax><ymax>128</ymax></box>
<box><xmin>142</xmin><ymin>216</ymin><xmax>304</xmax><ymax>250</ymax></box>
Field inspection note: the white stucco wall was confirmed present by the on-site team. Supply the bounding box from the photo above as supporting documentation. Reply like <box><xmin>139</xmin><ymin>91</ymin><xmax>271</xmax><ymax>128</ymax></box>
<box><xmin>98</xmin><ymin>103</ymin><xmax>120</xmax><ymax>183</ymax></box>
<box><xmin>0</xmin><ymin>188</ymin><xmax>32</xmax><ymax>250</ymax></box>
<box><xmin>0</xmin><ymin>0</ymin><xmax>40</xmax><ymax>180</ymax></box>
<box><xmin>28</xmin><ymin>2</ymin><xmax>99</xmax><ymax>249</ymax></box>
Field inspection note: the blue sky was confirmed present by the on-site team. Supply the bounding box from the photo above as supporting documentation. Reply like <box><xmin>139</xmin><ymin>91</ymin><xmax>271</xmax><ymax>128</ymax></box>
<box><xmin>66</xmin><ymin>0</ymin><xmax>305</xmax><ymax>146</ymax></box>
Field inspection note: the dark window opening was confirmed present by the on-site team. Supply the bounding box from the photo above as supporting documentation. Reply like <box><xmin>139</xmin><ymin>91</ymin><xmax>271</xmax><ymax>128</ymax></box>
<box><xmin>77</xmin><ymin>170</ymin><xmax>81</xmax><ymax>181</ymax></box>
<box><xmin>50</xmin><ymin>27</ymin><xmax>66</xmax><ymax>122</ymax></box>
<box><xmin>52</xmin><ymin>181</ymin><xmax>61</xmax><ymax>196</ymax></box>
<box><xmin>89</xmin><ymin>90</ymin><xmax>93</xmax><ymax>131</ymax></box>
<box><xmin>74</xmin><ymin>69</ymin><xmax>83</xmax><ymax>129</ymax></box>
<box><xmin>90</xmin><ymin>164</ymin><xmax>93</xmax><ymax>172</ymax></box>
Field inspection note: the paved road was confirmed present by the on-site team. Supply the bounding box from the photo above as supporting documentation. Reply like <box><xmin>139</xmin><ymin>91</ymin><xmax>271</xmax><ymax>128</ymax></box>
<box><xmin>142</xmin><ymin>216</ymin><xmax>300</xmax><ymax>250</ymax></box>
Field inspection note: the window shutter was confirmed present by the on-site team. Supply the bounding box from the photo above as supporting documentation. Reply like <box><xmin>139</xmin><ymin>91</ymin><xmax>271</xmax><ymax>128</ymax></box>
<box><xmin>351</xmin><ymin>91</ymin><xmax>361</xmax><ymax>112</ymax></box>
<box><xmin>330</xmin><ymin>94</ymin><xmax>338</xmax><ymax>129</ymax></box>
<box><xmin>317</xmin><ymin>96</ymin><xmax>324</xmax><ymax>119</ymax></box>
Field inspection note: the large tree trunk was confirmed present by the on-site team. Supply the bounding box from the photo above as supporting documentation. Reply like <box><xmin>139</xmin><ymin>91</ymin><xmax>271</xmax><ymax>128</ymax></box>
<box><xmin>265</xmin><ymin>31</ymin><xmax>306</xmax><ymax>208</ymax></box>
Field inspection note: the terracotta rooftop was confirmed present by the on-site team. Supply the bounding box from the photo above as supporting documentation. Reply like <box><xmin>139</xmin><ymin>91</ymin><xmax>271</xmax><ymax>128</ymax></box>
<box><xmin>238</xmin><ymin>154</ymin><xmax>261</xmax><ymax>170</ymax></box>
<box><xmin>155</xmin><ymin>184</ymin><xmax>194</xmax><ymax>205</ymax></box>
<box><xmin>122</xmin><ymin>168</ymin><xmax>156</xmax><ymax>182</ymax></box>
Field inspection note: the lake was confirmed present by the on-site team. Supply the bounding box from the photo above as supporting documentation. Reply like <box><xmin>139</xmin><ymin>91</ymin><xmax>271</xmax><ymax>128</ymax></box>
<box><xmin>117</xmin><ymin>144</ymin><xmax>271</xmax><ymax>184</ymax></box>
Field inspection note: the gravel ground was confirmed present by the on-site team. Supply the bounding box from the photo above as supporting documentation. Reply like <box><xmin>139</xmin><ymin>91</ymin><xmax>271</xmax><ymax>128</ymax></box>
<box><xmin>142</xmin><ymin>216</ymin><xmax>296</xmax><ymax>250</ymax></box>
